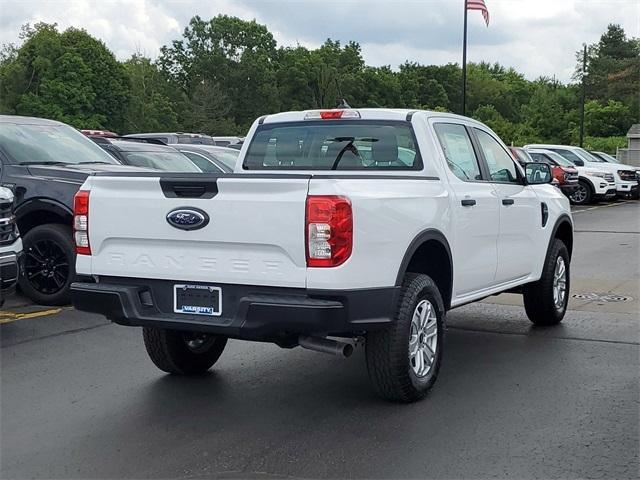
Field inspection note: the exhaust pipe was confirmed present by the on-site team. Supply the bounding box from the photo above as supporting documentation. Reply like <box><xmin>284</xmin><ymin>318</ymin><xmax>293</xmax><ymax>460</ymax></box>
<box><xmin>298</xmin><ymin>336</ymin><xmax>354</xmax><ymax>358</ymax></box>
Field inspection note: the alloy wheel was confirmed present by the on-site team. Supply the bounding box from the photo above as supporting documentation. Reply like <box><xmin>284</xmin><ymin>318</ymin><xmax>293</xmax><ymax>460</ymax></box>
<box><xmin>571</xmin><ymin>185</ymin><xmax>588</xmax><ymax>204</ymax></box>
<box><xmin>553</xmin><ymin>256</ymin><xmax>567</xmax><ymax>309</ymax></box>
<box><xmin>23</xmin><ymin>239</ymin><xmax>69</xmax><ymax>295</ymax></box>
<box><xmin>409</xmin><ymin>299</ymin><xmax>438</xmax><ymax>378</ymax></box>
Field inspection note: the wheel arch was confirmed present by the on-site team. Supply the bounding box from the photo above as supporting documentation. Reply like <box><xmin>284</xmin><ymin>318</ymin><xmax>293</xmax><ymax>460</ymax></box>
<box><xmin>15</xmin><ymin>198</ymin><xmax>72</xmax><ymax>234</ymax></box>
<box><xmin>396</xmin><ymin>229</ymin><xmax>453</xmax><ymax>310</ymax></box>
<box><xmin>548</xmin><ymin>214</ymin><xmax>573</xmax><ymax>260</ymax></box>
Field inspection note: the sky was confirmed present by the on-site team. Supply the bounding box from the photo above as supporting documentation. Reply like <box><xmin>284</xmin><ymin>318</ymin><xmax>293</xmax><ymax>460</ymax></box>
<box><xmin>0</xmin><ymin>0</ymin><xmax>638</xmax><ymax>82</ymax></box>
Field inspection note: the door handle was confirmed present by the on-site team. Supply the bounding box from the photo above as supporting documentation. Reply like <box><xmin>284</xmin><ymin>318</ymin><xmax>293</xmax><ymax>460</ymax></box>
<box><xmin>461</xmin><ymin>199</ymin><xmax>476</xmax><ymax>206</ymax></box>
<box><xmin>502</xmin><ymin>198</ymin><xmax>515</xmax><ymax>206</ymax></box>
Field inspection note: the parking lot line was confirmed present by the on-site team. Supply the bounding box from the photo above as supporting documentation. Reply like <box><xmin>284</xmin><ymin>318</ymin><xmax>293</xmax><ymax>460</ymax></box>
<box><xmin>572</xmin><ymin>200</ymin><xmax>634</xmax><ymax>214</ymax></box>
<box><xmin>0</xmin><ymin>308</ymin><xmax>64</xmax><ymax>324</ymax></box>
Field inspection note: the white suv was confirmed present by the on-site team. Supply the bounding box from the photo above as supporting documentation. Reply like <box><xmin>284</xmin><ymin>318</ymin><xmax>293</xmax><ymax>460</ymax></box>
<box><xmin>0</xmin><ymin>187</ymin><xmax>22</xmax><ymax>307</ymax></box>
<box><xmin>525</xmin><ymin>144</ymin><xmax>638</xmax><ymax>199</ymax></box>
<box><xmin>71</xmin><ymin>109</ymin><xmax>573</xmax><ymax>402</ymax></box>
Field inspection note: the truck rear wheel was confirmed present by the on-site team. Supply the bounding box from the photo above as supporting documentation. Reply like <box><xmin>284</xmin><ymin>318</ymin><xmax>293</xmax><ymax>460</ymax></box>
<box><xmin>523</xmin><ymin>239</ymin><xmax>570</xmax><ymax>326</ymax></box>
<box><xmin>365</xmin><ymin>273</ymin><xmax>445</xmax><ymax>402</ymax></box>
<box><xmin>142</xmin><ymin>328</ymin><xmax>227</xmax><ymax>375</ymax></box>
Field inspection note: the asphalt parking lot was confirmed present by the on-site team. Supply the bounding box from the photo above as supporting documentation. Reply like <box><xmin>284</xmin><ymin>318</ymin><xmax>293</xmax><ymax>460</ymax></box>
<box><xmin>1</xmin><ymin>200</ymin><xmax>638</xmax><ymax>479</ymax></box>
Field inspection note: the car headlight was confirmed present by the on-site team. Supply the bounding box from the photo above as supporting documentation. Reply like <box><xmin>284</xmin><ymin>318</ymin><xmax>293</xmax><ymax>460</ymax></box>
<box><xmin>585</xmin><ymin>170</ymin><xmax>607</xmax><ymax>178</ymax></box>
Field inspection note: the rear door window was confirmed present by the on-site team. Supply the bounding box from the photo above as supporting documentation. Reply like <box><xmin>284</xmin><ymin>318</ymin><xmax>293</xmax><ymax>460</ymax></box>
<box><xmin>243</xmin><ymin>121</ymin><xmax>422</xmax><ymax>170</ymax></box>
<box><xmin>433</xmin><ymin>123</ymin><xmax>482</xmax><ymax>181</ymax></box>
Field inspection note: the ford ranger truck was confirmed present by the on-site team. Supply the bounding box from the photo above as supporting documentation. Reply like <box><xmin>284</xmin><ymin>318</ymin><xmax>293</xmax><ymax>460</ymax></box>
<box><xmin>0</xmin><ymin>186</ymin><xmax>22</xmax><ymax>307</ymax></box>
<box><xmin>71</xmin><ymin>109</ymin><xmax>573</xmax><ymax>402</ymax></box>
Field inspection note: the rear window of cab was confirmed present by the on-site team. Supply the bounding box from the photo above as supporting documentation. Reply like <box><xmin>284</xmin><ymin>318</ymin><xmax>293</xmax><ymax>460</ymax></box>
<box><xmin>243</xmin><ymin>120</ymin><xmax>423</xmax><ymax>170</ymax></box>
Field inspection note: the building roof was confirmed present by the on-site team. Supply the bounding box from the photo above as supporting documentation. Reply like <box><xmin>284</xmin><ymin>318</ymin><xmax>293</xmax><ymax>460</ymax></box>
<box><xmin>627</xmin><ymin>124</ymin><xmax>640</xmax><ymax>138</ymax></box>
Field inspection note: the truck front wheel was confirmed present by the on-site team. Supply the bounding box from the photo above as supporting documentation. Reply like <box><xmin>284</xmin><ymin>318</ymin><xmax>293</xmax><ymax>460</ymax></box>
<box><xmin>523</xmin><ymin>239</ymin><xmax>570</xmax><ymax>326</ymax></box>
<box><xmin>365</xmin><ymin>273</ymin><xmax>445</xmax><ymax>402</ymax></box>
<box><xmin>142</xmin><ymin>328</ymin><xmax>227</xmax><ymax>375</ymax></box>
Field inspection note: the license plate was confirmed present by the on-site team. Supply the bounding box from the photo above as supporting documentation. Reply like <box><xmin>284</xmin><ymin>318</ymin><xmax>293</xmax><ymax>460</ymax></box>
<box><xmin>173</xmin><ymin>284</ymin><xmax>222</xmax><ymax>316</ymax></box>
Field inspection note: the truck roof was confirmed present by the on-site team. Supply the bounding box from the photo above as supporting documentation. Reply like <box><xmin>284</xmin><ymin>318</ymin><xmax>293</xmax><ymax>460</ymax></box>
<box><xmin>260</xmin><ymin>108</ymin><xmax>481</xmax><ymax>125</ymax></box>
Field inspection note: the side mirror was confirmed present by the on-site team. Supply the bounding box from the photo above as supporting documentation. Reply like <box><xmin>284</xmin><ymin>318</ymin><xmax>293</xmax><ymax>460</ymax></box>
<box><xmin>525</xmin><ymin>162</ymin><xmax>553</xmax><ymax>185</ymax></box>
<box><xmin>574</xmin><ymin>159</ymin><xmax>584</xmax><ymax>166</ymax></box>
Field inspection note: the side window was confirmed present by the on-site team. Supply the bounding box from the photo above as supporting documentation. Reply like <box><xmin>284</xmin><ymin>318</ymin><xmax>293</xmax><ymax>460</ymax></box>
<box><xmin>182</xmin><ymin>151</ymin><xmax>223</xmax><ymax>173</ymax></box>
<box><xmin>529</xmin><ymin>152</ymin><xmax>551</xmax><ymax>164</ymax></box>
<box><xmin>474</xmin><ymin>129</ymin><xmax>519</xmax><ymax>183</ymax></box>
<box><xmin>550</xmin><ymin>149</ymin><xmax>582</xmax><ymax>165</ymax></box>
<box><xmin>433</xmin><ymin>123</ymin><xmax>482</xmax><ymax>181</ymax></box>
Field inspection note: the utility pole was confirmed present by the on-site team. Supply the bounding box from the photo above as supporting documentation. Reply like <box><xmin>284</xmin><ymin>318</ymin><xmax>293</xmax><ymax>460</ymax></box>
<box><xmin>579</xmin><ymin>44</ymin><xmax>587</xmax><ymax>147</ymax></box>
<box><xmin>461</xmin><ymin>1</ymin><xmax>468</xmax><ymax>116</ymax></box>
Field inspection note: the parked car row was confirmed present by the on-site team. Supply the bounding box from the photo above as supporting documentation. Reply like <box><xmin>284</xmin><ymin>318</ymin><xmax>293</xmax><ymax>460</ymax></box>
<box><xmin>509</xmin><ymin>143</ymin><xmax>638</xmax><ymax>204</ymax></box>
<box><xmin>0</xmin><ymin>113</ymin><xmax>636</xmax><ymax>309</ymax></box>
<box><xmin>0</xmin><ymin>116</ymin><xmax>239</xmax><ymax>305</ymax></box>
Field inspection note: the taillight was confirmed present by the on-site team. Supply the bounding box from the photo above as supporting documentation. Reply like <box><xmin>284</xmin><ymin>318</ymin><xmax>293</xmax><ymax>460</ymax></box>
<box><xmin>304</xmin><ymin>109</ymin><xmax>361</xmax><ymax>120</ymax></box>
<box><xmin>73</xmin><ymin>190</ymin><xmax>90</xmax><ymax>255</ymax></box>
<box><xmin>306</xmin><ymin>196</ymin><xmax>353</xmax><ymax>267</ymax></box>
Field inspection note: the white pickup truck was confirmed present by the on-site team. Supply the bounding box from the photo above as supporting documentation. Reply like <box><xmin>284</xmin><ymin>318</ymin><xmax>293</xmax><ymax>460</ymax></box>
<box><xmin>71</xmin><ymin>109</ymin><xmax>573</xmax><ymax>402</ymax></box>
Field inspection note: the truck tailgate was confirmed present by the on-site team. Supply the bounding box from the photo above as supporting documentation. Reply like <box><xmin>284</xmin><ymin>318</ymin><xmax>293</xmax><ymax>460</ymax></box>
<box><xmin>82</xmin><ymin>175</ymin><xmax>310</xmax><ymax>288</ymax></box>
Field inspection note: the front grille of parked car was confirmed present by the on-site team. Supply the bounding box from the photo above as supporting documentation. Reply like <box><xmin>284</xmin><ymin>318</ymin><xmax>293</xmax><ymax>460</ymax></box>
<box><xmin>604</xmin><ymin>173</ymin><xmax>615</xmax><ymax>183</ymax></box>
<box><xmin>618</xmin><ymin>170</ymin><xmax>637</xmax><ymax>181</ymax></box>
<box><xmin>0</xmin><ymin>200</ymin><xmax>18</xmax><ymax>246</ymax></box>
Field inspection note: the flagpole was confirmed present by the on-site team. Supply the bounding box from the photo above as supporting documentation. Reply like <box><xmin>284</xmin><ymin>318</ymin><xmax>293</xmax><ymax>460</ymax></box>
<box><xmin>462</xmin><ymin>0</ymin><xmax>468</xmax><ymax>116</ymax></box>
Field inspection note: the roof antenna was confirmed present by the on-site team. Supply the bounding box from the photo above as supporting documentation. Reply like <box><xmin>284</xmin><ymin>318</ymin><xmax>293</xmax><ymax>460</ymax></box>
<box><xmin>336</xmin><ymin>98</ymin><xmax>351</xmax><ymax>109</ymax></box>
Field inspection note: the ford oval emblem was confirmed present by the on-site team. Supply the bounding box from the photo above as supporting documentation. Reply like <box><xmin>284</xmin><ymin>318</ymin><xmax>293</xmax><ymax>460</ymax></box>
<box><xmin>166</xmin><ymin>208</ymin><xmax>209</xmax><ymax>231</ymax></box>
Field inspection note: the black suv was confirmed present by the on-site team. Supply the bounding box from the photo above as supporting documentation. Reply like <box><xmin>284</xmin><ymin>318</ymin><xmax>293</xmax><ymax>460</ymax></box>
<box><xmin>0</xmin><ymin>115</ymin><xmax>148</xmax><ymax>305</ymax></box>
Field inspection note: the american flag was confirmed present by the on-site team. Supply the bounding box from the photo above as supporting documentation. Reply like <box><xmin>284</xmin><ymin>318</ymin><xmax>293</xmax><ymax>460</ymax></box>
<box><xmin>466</xmin><ymin>0</ymin><xmax>490</xmax><ymax>26</ymax></box>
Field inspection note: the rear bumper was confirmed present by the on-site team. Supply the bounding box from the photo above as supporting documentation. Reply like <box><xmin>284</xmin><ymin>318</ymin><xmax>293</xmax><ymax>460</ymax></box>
<box><xmin>71</xmin><ymin>277</ymin><xmax>399</xmax><ymax>343</ymax></box>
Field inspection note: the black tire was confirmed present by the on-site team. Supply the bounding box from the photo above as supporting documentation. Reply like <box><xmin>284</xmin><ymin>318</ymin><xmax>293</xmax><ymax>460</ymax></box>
<box><xmin>142</xmin><ymin>328</ymin><xmax>227</xmax><ymax>375</ymax></box>
<box><xmin>570</xmin><ymin>180</ymin><xmax>593</xmax><ymax>205</ymax></box>
<box><xmin>366</xmin><ymin>273</ymin><xmax>445</xmax><ymax>402</ymax></box>
<box><xmin>523</xmin><ymin>239</ymin><xmax>570</xmax><ymax>326</ymax></box>
<box><xmin>18</xmin><ymin>224</ymin><xmax>75</xmax><ymax>305</ymax></box>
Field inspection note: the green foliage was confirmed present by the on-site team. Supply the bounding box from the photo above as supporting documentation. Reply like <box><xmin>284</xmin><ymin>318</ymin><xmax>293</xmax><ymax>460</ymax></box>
<box><xmin>581</xmin><ymin>24</ymin><xmax>640</xmax><ymax>121</ymax></box>
<box><xmin>121</xmin><ymin>55</ymin><xmax>179</xmax><ymax>133</ymax></box>
<box><xmin>582</xmin><ymin>136</ymin><xmax>627</xmax><ymax>154</ymax></box>
<box><xmin>0</xmin><ymin>23</ymin><xmax>129</xmax><ymax>131</ymax></box>
<box><xmin>584</xmin><ymin>100</ymin><xmax>634</xmax><ymax>137</ymax></box>
<box><xmin>0</xmin><ymin>18</ymin><xmax>636</xmax><ymax>145</ymax></box>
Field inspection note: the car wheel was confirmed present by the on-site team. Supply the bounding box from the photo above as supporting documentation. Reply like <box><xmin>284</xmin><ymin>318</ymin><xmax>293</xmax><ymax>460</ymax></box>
<box><xmin>18</xmin><ymin>224</ymin><xmax>75</xmax><ymax>305</ymax></box>
<box><xmin>142</xmin><ymin>328</ymin><xmax>228</xmax><ymax>375</ymax></box>
<box><xmin>523</xmin><ymin>239</ymin><xmax>570</xmax><ymax>326</ymax></box>
<box><xmin>570</xmin><ymin>180</ymin><xmax>592</xmax><ymax>205</ymax></box>
<box><xmin>365</xmin><ymin>273</ymin><xmax>445</xmax><ymax>402</ymax></box>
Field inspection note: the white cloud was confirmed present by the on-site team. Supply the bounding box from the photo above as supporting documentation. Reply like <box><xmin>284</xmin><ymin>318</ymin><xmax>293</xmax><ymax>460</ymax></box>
<box><xmin>0</xmin><ymin>0</ymin><xmax>638</xmax><ymax>82</ymax></box>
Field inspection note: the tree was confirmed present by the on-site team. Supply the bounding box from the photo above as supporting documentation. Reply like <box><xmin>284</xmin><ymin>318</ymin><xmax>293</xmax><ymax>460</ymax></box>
<box><xmin>121</xmin><ymin>55</ymin><xmax>179</xmax><ymax>133</ymax></box>
<box><xmin>580</xmin><ymin>24</ymin><xmax>640</xmax><ymax>121</ymax></box>
<box><xmin>159</xmin><ymin>15</ymin><xmax>280</xmax><ymax>131</ymax></box>
<box><xmin>584</xmin><ymin>100</ymin><xmax>634</xmax><ymax>137</ymax></box>
<box><xmin>0</xmin><ymin>23</ymin><xmax>129</xmax><ymax>131</ymax></box>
